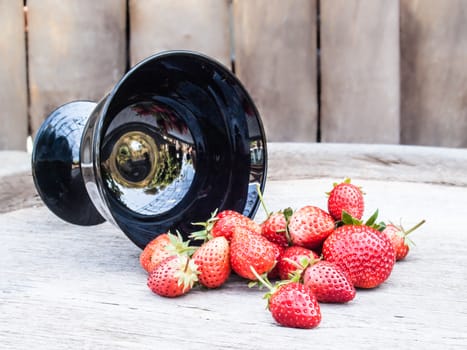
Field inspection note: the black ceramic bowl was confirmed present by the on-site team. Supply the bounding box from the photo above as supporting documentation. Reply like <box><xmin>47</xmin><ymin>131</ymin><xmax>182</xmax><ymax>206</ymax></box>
<box><xmin>32</xmin><ymin>51</ymin><xmax>267</xmax><ymax>249</ymax></box>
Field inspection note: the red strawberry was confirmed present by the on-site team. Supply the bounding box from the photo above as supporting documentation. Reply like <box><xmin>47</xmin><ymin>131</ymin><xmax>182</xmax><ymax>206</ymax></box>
<box><xmin>140</xmin><ymin>232</ymin><xmax>195</xmax><ymax>273</ymax></box>
<box><xmin>267</xmin><ymin>243</ymin><xmax>286</xmax><ymax>279</ymax></box>
<box><xmin>192</xmin><ymin>236</ymin><xmax>231</xmax><ymax>288</ymax></box>
<box><xmin>192</xmin><ymin>210</ymin><xmax>261</xmax><ymax>242</ymax></box>
<box><xmin>269</xmin><ymin>282</ymin><xmax>321</xmax><ymax>329</ymax></box>
<box><xmin>230</xmin><ymin>227</ymin><xmax>278</xmax><ymax>280</ymax></box>
<box><xmin>277</xmin><ymin>246</ymin><xmax>319</xmax><ymax>280</ymax></box>
<box><xmin>250</xmin><ymin>267</ymin><xmax>321</xmax><ymax>329</ymax></box>
<box><xmin>140</xmin><ymin>233</ymin><xmax>171</xmax><ymax>273</ymax></box>
<box><xmin>213</xmin><ymin>214</ymin><xmax>261</xmax><ymax>241</ymax></box>
<box><xmin>322</xmin><ymin>224</ymin><xmax>396</xmax><ymax>288</ymax></box>
<box><xmin>383</xmin><ymin>220</ymin><xmax>425</xmax><ymax>261</ymax></box>
<box><xmin>147</xmin><ymin>255</ymin><xmax>198</xmax><ymax>297</ymax></box>
<box><xmin>303</xmin><ymin>260</ymin><xmax>356</xmax><ymax>303</ymax></box>
<box><xmin>261</xmin><ymin>209</ymin><xmax>292</xmax><ymax>247</ymax></box>
<box><xmin>288</xmin><ymin>205</ymin><xmax>335</xmax><ymax>249</ymax></box>
<box><xmin>327</xmin><ymin>178</ymin><xmax>364</xmax><ymax>221</ymax></box>
<box><xmin>216</xmin><ymin>209</ymin><xmax>243</xmax><ymax>219</ymax></box>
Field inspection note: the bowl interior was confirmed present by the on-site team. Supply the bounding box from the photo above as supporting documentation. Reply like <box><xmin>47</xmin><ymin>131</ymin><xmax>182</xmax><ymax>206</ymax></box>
<box><xmin>97</xmin><ymin>52</ymin><xmax>267</xmax><ymax>248</ymax></box>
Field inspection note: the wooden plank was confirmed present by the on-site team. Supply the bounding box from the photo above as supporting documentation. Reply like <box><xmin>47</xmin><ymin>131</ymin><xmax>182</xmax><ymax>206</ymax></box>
<box><xmin>320</xmin><ymin>0</ymin><xmax>400</xmax><ymax>144</ymax></box>
<box><xmin>266</xmin><ymin>142</ymin><xmax>467</xmax><ymax>186</ymax></box>
<box><xmin>129</xmin><ymin>0</ymin><xmax>231</xmax><ymax>67</ymax></box>
<box><xmin>4</xmin><ymin>141</ymin><xmax>467</xmax><ymax>217</ymax></box>
<box><xmin>0</xmin><ymin>151</ymin><xmax>40</xmax><ymax>214</ymax></box>
<box><xmin>0</xmin><ymin>1</ymin><xmax>28</xmax><ymax>150</ymax></box>
<box><xmin>1</xmin><ymin>179</ymin><xmax>466</xmax><ymax>348</ymax></box>
<box><xmin>3</xmin><ymin>143</ymin><xmax>467</xmax><ymax>214</ymax></box>
<box><xmin>233</xmin><ymin>0</ymin><xmax>317</xmax><ymax>142</ymax></box>
<box><xmin>27</xmin><ymin>0</ymin><xmax>126</xmax><ymax>136</ymax></box>
<box><xmin>400</xmin><ymin>0</ymin><xmax>467</xmax><ymax>147</ymax></box>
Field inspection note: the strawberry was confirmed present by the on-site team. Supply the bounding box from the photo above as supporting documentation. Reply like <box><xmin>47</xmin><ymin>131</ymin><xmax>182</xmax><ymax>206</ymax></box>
<box><xmin>383</xmin><ymin>220</ymin><xmax>425</xmax><ymax>261</ymax></box>
<box><xmin>250</xmin><ymin>268</ymin><xmax>321</xmax><ymax>329</ymax></box>
<box><xmin>216</xmin><ymin>209</ymin><xmax>243</xmax><ymax>219</ymax></box>
<box><xmin>303</xmin><ymin>260</ymin><xmax>356</xmax><ymax>303</ymax></box>
<box><xmin>267</xmin><ymin>243</ymin><xmax>286</xmax><ymax>279</ymax></box>
<box><xmin>213</xmin><ymin>214</ymin><xmax>261</xmax><ymax>241</ymax></box>
<box><xmin>277</xmin><ymin>246</ymin><xmax>319</xmax><ymax>280</ymax></box>
<box><xmin>140</xmin><ymin>232</ymin><xmax>195</xmax><ymax>273</ymax></box>
<box><xmin>288</xmin><ymin>205</ymin><xmax>335</xmax><ymax>249</ymax></box>
<box><xmin>192</xmin><ymin>236</ymin><xmax>231</xmax><ymax>288</ymax></box>
<box><xmin>147</xmin><ymin>255</ymin><xmax>198</xmax><ymax>297</ymax></box>
<box><xmin>140</xmin><ymin>233</ymin><xmax>171</xmax><ymax>273</ymax></box>
<box><xmin>322</xmin><ymin>224</ymin><xmax>396</xmax><ymax>288</ymax></box>
<box><xmin>230</xmin><ymin>226</ymin><xmax>278</xmax><ymax>280</ymax></box>
<box><xmin>269</xmin><ymin>282</ymin><xmax>321</xmax><ymax>329</ymax></box>
<box><xmin>327</xmin><ymin>178</ymin><xmax>364</xmax><ymax>221</ymax></box>
<box><xmin>192</xmin><ymin>210</ymin><xmax>261</xmax><ymax>242</ymax></box>
<box><xmin>261</xmin><ymin>209</ymin><xmax>292</xmax><ymax>247</ymax></box>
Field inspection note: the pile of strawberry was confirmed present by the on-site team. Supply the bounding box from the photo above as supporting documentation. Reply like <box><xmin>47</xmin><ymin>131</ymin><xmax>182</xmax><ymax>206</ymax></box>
<box><xmin>139</xmin><ymin>178</ymin><xmax>424</xmax><ymax>329</ymax></box>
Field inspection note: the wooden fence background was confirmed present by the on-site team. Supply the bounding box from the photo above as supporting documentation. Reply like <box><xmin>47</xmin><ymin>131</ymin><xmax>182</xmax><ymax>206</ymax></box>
<box><xmin>1</xmin><ymin>0</ymin><xmax>466</xmax><ymax>151</ymax></box>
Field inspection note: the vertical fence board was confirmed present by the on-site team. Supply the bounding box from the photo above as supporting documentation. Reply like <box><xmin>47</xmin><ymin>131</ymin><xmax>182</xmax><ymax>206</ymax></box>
<box><xmin>320</xmin><ymin>0</ymin><xmax>400</xmax><ymax>144</ymax></box>
<box><xmin>129</xmin><ymin>0</ymin><xmax>231</xmax><ymax>67</ymax></box>
<box><xmin>0</xmin><ymin>1</ymin><xmax>28</xmax><ymax>150</ymax></box>
<box><xmin>28</xmin><ymin>0</ymin><xmax>126</xmax><ymax>136</ymax></box>
<box><xmin>233</xmin><ymin>0</ymin><xmax>317</xmax><ymax>142</ymax></box>
<box><xmin>401</xmin><ymin>0</ymin><xmax>467</xmax><ymax>147</ymax></box>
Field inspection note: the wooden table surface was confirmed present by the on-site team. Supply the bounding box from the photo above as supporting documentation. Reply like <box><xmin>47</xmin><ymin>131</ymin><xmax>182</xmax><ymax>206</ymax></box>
<box><xmin>1</xmin><ymin>144</ymin><xmax>466</xmax><ymax>349</ymax></box>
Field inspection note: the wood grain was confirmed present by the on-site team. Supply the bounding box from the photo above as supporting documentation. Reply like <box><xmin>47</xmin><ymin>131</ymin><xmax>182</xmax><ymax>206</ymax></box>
<box><xmin>27</xmin><ymin>0</ymin><xmax>126</xmax><ymax>136</ymax></box>
<box><xmin>400</xmin><ymin>0</ymin><xmax>467</xmax><ymax>147</ymax></box>
<box><xmin>233</xmin><ymin>0</ymin><xmax>318</xmax><ymax>142</ymax></box>
<box><xmin>1</xmin><ymin>179</ymin><xmax>466</xmax><ymax>349</ymax></box>
<box><xmin>0</xmin><ymin>151</ymin><xmax>40</xmax><ymax>214</ymax></box>
<box><xmin>320</xmin><ymin>0</ymin><xmax>400</xmax><ymax>144</ymax></box>
<box><xmin>2</xmin><ymin>142</ymin><xmax>467</xmax><ymax>215</ymax></box>
<box><xmin>266</xmin><ymin>142</ymin><xmax>467</xmax><ymax>186</ymax></box>
<box><xmin>0</xmin><ymin>1</ymin><xmax>28</xmax><ymax>150</ymax></box>
<box><xmin>129</xmin><ymin>0</ymin><xmax>231</xmax><ymax>67</ymax></box>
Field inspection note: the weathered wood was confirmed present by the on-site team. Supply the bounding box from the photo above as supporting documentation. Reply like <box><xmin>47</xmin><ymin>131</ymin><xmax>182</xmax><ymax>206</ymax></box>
<box><xmin>233</xmin><ymin>0</ymin><xmax>317</xmax><ymax>142</ymax></box>
<box><xmin>129</xmin><ymin>0</ymin><xmax>231</xmax><ymax>67</ymax></box>
<box><xmin>27</xmin><ymin>0</ymin><xmax>126</xmax><ymax>137</ymax></box>
<box><xmin>320</xmin><ymin>0</ymin><xmax>400</xmax><ymax>144</ymax></box>
<box><xmin>1</xmin><ymin>179</ymin><xmax>466</xmax><ymax>349</ymax></box>
<box><xmin>266</xmin><ymin>142</ymin><xmax>467</xmax><ymax>186</ymax></box>
<box><xmin>0</xmin><ymin>151</ymin><xmax>40</xmax><ymax>213</ymax></box>
<box><xmin>400</xmin><ymin>0</ymin><xmax>467</xmax><ymax>147</ymax></box>
<box><xmin>0</xmin><ymin>1</ymin><xmax>28</xmax><ymax>150</ymax></box>
<box><xmin>2</xmin><ymin>143</ymin><xmax>467</xmax><ymax>215</ymax></box>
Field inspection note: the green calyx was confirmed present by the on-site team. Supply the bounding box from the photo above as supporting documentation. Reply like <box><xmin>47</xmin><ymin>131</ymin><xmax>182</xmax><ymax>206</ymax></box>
<box><xmin>166</xmin><ymin>231</ymin><xmax>197</xmax><ymax>257</ymax></box>
<box><xmin>282</xmin><ymin>254</ymin><xmax>320</xmax><ymax>279</ymax></box>
<box><xmin>190</xmin><ymin>209</ymin><xmax>219</xmax><ymax>243</ymax></box>
<box><xmin>174</xmin><ymin>255</ymin><xmax>199</xmax><ymax>291</ymax></box>
<box><xmin>341</xmin><ymin>209</ymin><xmax>387</xmax><ymax>231</ymax></box>
<box><xmin>249</xmin><ymin>266</ymin><xmax>298</xmax><ymax>310</ymax></box>
<box><xmin>393</xmin><ymin>219</ymin><xmax>426</xmax><ymax>247</ymax></box>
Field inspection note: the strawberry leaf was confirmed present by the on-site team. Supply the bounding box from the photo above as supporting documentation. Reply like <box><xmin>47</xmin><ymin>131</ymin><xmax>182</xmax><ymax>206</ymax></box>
<box><xmin>365</xmin><ymin>209</ymin><xmax>379</xmax><ymax>227</ymax></box>
<box><xmin>375</xmin><ymin>221</ymin><xmax>386</xmax><ymax>232</ymax></box>
<box><xmin>342</xmin><ymin>210</ymin><xmax>361</xmax><ymax>225</ymax></box>
<box><xmin>166</xmin><ymin>231</ymin><xmax>196</xmax><ymax>256</ymax></box>
<box><xmin>190</xmin><ymin>210</ymin><xmax>219</xmax><ymax>242</ymax></box>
